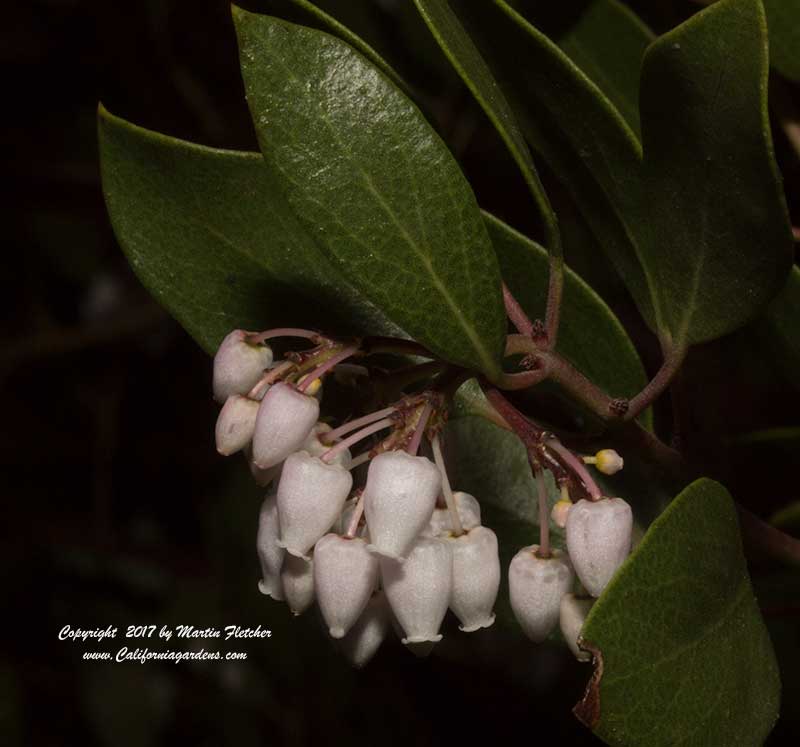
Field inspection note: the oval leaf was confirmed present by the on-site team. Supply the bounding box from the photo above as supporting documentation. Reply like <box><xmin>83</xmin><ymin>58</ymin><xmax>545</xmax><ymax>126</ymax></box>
<box><xmin>98</xmin><ymin>105</ymin><xmax>402</xmax><ymax>353</ymax></box>
<box><xmin>232</xmin><ymin>8</ymin><xmax>506</xmax><ymax>377</ymax></box>
<box><xmin>579</xmin><ymin>478</ymin><xmax>780</xmax><ymax>745</ymax></box>
<box><xmin>638</xmin><ymin>0</ymin><xmax>793</xmax><ymax>347</ymax></box>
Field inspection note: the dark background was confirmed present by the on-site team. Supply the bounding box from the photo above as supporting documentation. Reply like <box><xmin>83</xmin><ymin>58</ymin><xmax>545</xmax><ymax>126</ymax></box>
<box><xmin>3</xmin><ymin>1</ymin><xmax>799</xmax><ymax>744</ymax></box>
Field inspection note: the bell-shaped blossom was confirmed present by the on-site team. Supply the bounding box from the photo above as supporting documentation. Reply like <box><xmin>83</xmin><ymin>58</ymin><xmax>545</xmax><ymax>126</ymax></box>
<box><xmin>381</xmin><ymin>537</ymin><xmax>452</xmax><ymax>644</ymax></box>
<box><xmin>256</xmin><ymin>493</ymin><xmax>285</xmax><ymax>601</ymax></box>
<box><xmin>566</xmin><ymin>497</ymin><xmax>632</xmax><ymax>597</ymax></box>
<box><xmin>559</xmin><ymin>593</ymin><xmax>594</xmax><ymax>662</ymax></box>
<box><xmin>281</xmin><ymin>553</ymin><xmax>315</xmax><ymax>616</ymax></box>
<box><xmin>276</xmin><ymin>451</ymin><xmax>353</xmax><ymax>559</ymax></box>
<box><xmin>314</xmin><ymin>534</ymin><xmax>378</xmax><ymax>638</ymax></box>
<box><xmin>215</xmin><ymin>395</ymin><xmax>259</xmax><ymax>456</ymax></box>
<box><xmin>424</xmin><ymin>491</ymin><xmax>481</xmax><ymax>538</ymax></box>
<box><xmin>252</xmin><ymin>382</ymin><xmax>319</xmax><ymax>469</ymax></box>
<box><xmin>508</xmin><ymin>545</ymin><xmax>574</xmax><ymax>642</ymax></box>
<box><xmin>364</xmin><ymin>451</ymin><xmax>441</xmax><ymax>561</ymax></box>
<box><xmin>338</xmin><ymin>591</ymin><xmax>391</xmax><ymax>669</ymax></box>
<box><xmin>448</xmin><ymin>526</ymin><xmax>500</xmax><ymax>632</ymax></box>
<box><xmin>213</xmin><ymin>330</ymin><xmax>273</xmax><ymax>403</ymax></box>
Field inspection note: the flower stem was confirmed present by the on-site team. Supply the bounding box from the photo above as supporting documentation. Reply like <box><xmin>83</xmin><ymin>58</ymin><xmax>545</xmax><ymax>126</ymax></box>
<box><xmin>248</xmin><ymin>328</ymin><xmax>321</xmax><ymax>344</ymax></box>
<box><xmin>246</xmin><ymin>360</ymin><xmax>295</xmax><ymax>399</ymax></box>
<box><xmin>321</xmin><ymin>418</ymin><xmax>394</xmax><ymax>464</ymax></box>
<box><xmin>406</xmin><ymin>401</ymin><xmax>433</xmax><ymax>456</ymax></box>
<box><xmin>345</xmin><ymin>491</ymin><xmax>366</xmax><ymax>539</ymax></box>
<box><xmin>533</xmin><ymin>465</ymin><xmax>551</xmax><ymax>558</ymax></box>
<box><xmin>348</xmin><ymin>451</ymin><xmax>373</xmax><ymax>470</ymax></box>
<box><xmin>547</xmin><ymin>438</ymin><xmax>603</xmax><ymax>501</ymax></box>
<box><xmin>322</xmin><ymin>407</ymin><xmax>397</xmax><ymax>445</ymax></box>
<box><xmin>431</xmin><ymin>434</ymin><xmax>463</xmax><ymax>537</ymax></box>
<box><xmin>297</xmin><ymin>345</ymin><xmax>358</xmax><ymax>393</ymax></box>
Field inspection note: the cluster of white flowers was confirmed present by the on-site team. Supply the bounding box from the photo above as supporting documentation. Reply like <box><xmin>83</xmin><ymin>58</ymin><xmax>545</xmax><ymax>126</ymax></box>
<box><xmin>212</xmin><ymin>328</ymin><xmax>633</xmax><ymax>667</ymax></box>
<box><xmin>213</xmin><ymin>329</ymin><xmax>501</xmax><ymax>666</ymax></box>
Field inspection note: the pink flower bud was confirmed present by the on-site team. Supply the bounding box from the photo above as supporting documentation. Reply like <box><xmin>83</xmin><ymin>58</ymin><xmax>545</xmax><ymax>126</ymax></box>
<box><xmin>508</xmin><ymin>545</ymin><xmax>574</xmax><ymax>642</ymax></box>
<box><xmin>256</xmin><ymin>493</ymin><xmax>285</xmax><ymax>601</ymax></box>
<box><xmin>566</xmin><ymin>497</ymin><xmax>632</xmax><ymax>597</ymax></box>
<box><xmin>281</xmin><ymin>554</ymin><xmax>315</xmax><ymax>616</ymax></box>
<box><xmin>364</xmin><ymin>451</ymin><xmax>441</xmax><ymax>561</ymax></box>
<box><xmin>424</xmin><ymin>491</ymin><xmax>481</xmax><ymax>538</ymax></box>
<box><xmin>338</xmin><ymin>591</ymin><xmax>391</xmax><ymax>669</ymax></box>
<box><xmin>448</xmin><ymin>526</ymin><xmax>500</xmax><ymax>632</ymax></box>
<box><xmin>314</xmin><ymin>534</ymin><xmax>379</xmax><ymax>638</ymax></box>
<box><xmin>559</xmin><ymin>593</ymin><xmax>594</xmax><ymax>661</ymax></box>
<box><xmin>213</xmin><ymin>330</ymin><xmax>273</xmax><ymax>403</ymax></box>
<box><xmin>215</xmin><ymin>395</ymin><xmax>259</xmax><ymax>456</ymax></box>
<box><xmin>252</xmin><ymin>382</ymin><xmax>320</xmax><ymax>469</ymax></box>
<box><xmin>276</xmin><ymin>451</ymin><xmax>353</xmax><ymax>559</ymax></box>
<box><xmin>381</xmin><ymin>537</ymin><xmax>452</xmax><ymax>644</ymax></box>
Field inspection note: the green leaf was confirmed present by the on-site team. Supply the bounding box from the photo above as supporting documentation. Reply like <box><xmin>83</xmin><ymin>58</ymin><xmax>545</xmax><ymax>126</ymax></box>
<box><xmin>412</xmin><ymin>0</ymin><xmax>560</xmax><ymax>252</ymax></box>
<box><xmin>233</xmin><ymin>8</ymin><xmax>506</xmax><ymax>377</ymax></box>
<box><xmin>484</xmin><ymin>212</ymin><xmax>652</xmax><ymax>429</ymax></box>
<box><xmin>441</xmin><ymin>0</ymin><xmax>656</xmax><ymax>331</ymax></box>
<box><xmin>638</xmin><ymin>0</ymin><xmax>793</xmax><ymax>347</ymax></box>
<box><xmin>98</xmin><ymin>105</ymin><xmax>401</xmax><ymax>353</ymax></box>
<box><xmin>764</xmin><ymin>0</ymin><xmax>800</xmax><ymax>80</ymax></box>
<box><xmin>579</xmin><ymin>478</ymin><xmax>780</xmax><ymax>745</ymax></box>
<box><xmin>760</xmin><ymin>266</ymin><xmax>800</xmax><ymax>389</ymax></box>
<box><xmin>551</xmin><ymin>0</ymin><xmax>653</xmax><ymax>138</ymax></box>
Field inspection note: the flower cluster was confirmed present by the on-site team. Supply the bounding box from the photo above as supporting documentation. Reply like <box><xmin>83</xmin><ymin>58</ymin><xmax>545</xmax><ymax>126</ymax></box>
<box><xmin>212</xmin><ymin>327</ymin><xmax>632</xmax><ymax>666</ymax></box>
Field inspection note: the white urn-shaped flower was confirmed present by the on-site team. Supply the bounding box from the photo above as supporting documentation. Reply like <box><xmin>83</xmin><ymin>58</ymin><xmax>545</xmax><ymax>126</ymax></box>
<box><xmin>276</xmin><ymin>451</ymin><xmax>353</xmax><ymax>559</ymax></box>
<box><xmin>339</xmin><ymin>591</ymin><xmax>391</xmax><ymax>669</ymax></box>
<box><xmin>252</xmin><ymin>382</ymin><xmax>320</xmax><ymax>469</ymax></box>
<box><xmin>559</xmin><ymin>593</ymin><xmax>595</xmax><ymax>661</ymax></box>
<box><xmin>566</xmin><ymin>497</ymin><xmax>632</xmax><ymax>597</ymax></box>
<box><xmin>381</xmin><ymin>536</ymin><xmax>452</xmax><ymax>644</ymax></box>
<box><xmin>508</xmin><ymin>545</ymin><xmax>574</xmax><ymax>642</ymax></box>
<box><xmin>256</xmin><ymin>492</ymin><xmax>285</xmax><ymax>601</ymax></box>
<box><xmin>314</xmin><ymin>534</ymin><xmax>379</xmax><ymax>639</ymax></box>
<box><xmin>448</xmin><ymin>525</ymin><xmax>500</xmax><ymax>632</ymax></box>
<box><xmin>215</xmin><ymin>395</ymin><xmax>259</xmax><ymax>456</ymax></box>
<box><xmin>212</xmin><ymin>330</ymin><xmax>273</xmax><ymax>403</ymax></box>
<box><xmin>281</xmin><ymin>553</ymin><xmax>315</xmax><ymax>616</ymax></box>
<box><xmin>364</xmin><ymin>451</ymin><xmax>441</xmax><ymax>561</ymax></box>
<box><xmin>424</xmin><ymin>491</ymin><xmax>481</xmax><ymax>538</ymax></box>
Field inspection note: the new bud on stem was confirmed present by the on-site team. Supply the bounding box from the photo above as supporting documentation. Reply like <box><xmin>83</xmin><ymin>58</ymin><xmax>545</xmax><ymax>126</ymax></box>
<box><xmin>314</xmin><ymin>534</ymin><xmax>379</xmax><ymax>639</ymax></box>
<box><xmin>252</xmin><ymin>382</ymin><xmax>320</xmax><ymax>469</ymax></box>
<box><xmin>566</xmin><ymin>497</ymin><xmax>632</xmax><ymax>597</ymax></box>
<box><xmin>276</xmin><ymin>451</ymin><xmax>353</xmax><ymax>559</ymax></box>
<box><xmin>364</xmin><ymin>451</ymin><xmax>441</xmax><ymax>561</ymax></box>
<box><xmin>509</xmin><ymin>545</ymin><xmax>574</xmax><ymax>642</ymax></box>
<box><xmin>381</xmin><ymin>537</ymin><xmax>452</xmax><ymax>644</ymax></box>
<box><xmin>213</xmin><ymin>330</ymin><xmax>273</xmax><ymax>404</ymax></box>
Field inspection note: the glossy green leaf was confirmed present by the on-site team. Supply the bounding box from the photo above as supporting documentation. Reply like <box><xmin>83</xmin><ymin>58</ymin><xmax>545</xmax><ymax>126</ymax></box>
<box><xmin>551</xmin><ymin>0</ymin><xmax>653</xmax><ymax>137</ymax></box>
<box><xmin>484</xmin><ymin>212</ymin><xmax>652</xmax><ymax>428</ymax></box>
<box><xmin>98</xmin><ymin>105</ymin><xmax>401</xmax><ymax>353</ymax></box>
<box><xmin>579</xmin><ymin>478</ymin><xmax>779</xmax><ymax>745</ymax></box>
<box><xmin>442</xmin><ymin>0</ymin><xmax>656</xmax><ymax>331</ymax></box>
<box><xmin>637</xmin><ymin>0</ymin><xmax>793</xmax><ymax>347</ymax></box>
<box><xmin>412</xmin><ymin>0</ymin><xmax>559</xmax><ymax>251</ymax></box>
<box><xmin>764</xmin><ymin>0</ymin><xmax>800</xmax><ymax>80</ymax></box>
<box><xmin>233</xmin><ymin>8</ymin><xmax>506</xmax><ymax>377</ymax></box>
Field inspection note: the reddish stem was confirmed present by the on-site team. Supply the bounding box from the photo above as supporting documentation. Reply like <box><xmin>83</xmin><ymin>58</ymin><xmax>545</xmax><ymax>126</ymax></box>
<box><xmin>502</xmin><ymin>282</ymin><xmax>534</xmax><ymax>337</ymax></box>
<box><xmin>407</xmin><ymin>401</ymin><xmax>433</xmax><ymax>456</ymax></box>
<box><xmin>321</xmin><ymin>418</ymin><xmax>394</xmax><ymax>464</ymax></box>
<box><xmin>248</xmin><ymin>328</ymin><xmax>321</xmax><ymax>344</ymax></box>
<box><xmin>322</xmin><ymin>407</ymin><xmax>397</xmax><ymax>444</ymax></box>
<box><xmin>297</xmin><ymin>345</ymin><xmax>358</xmax><ymax>393</ymax></box>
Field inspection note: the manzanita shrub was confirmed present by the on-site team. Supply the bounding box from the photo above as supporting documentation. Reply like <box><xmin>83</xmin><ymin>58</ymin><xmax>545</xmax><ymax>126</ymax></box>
<box><xmin>97</xmin><ymin>0</ymin><xmax>800</xmax><ymax>744</ymax></box>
